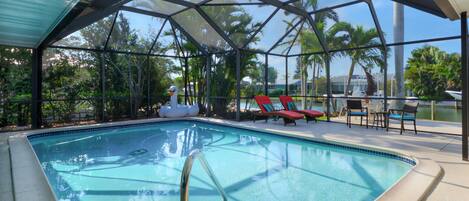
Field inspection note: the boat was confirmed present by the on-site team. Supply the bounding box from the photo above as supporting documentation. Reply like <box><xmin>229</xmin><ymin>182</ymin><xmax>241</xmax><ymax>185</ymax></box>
<box><xmin>445</xmin><ymin>90</ymin><xmax>462</xmax><ymax>100</ymax></box>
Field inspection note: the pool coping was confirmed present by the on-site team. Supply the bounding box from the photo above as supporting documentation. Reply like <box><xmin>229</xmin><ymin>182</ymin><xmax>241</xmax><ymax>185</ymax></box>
<box><xmin>7</xmin><ymin>117</ymin><xmax>443</xmax><ymax>201</ymax></box>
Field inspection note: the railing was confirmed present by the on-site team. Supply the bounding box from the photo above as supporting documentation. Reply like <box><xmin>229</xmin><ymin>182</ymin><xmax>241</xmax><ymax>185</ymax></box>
<box><xmin>180</xmin><ymin>149</ymin><xmax>227</xmax><ymax>201</ymax></box>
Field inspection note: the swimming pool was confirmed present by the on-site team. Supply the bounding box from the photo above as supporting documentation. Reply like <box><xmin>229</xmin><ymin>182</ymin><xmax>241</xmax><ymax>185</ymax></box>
<box><xmin>29</xmin><ymin>120</ymin><xmax>414</xmax><ymax>201</ymax></box>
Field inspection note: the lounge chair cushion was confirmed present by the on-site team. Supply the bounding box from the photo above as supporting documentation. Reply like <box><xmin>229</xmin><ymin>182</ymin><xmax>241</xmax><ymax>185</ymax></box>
<box><xmin>389</xmin><ymin>113</ymin><xmax>416</xmax><ymax>120</ymax></box>
<box><xmin>263</xmin><ymin>103</ymin><xmax>274</xmax><ymax>112</ymax></box>
<box><xmin>255</xmin><ymin>96</ymin><xmax>303</xmax><ymax>120</ymax></box>
<box><xmin>287</xmin><ymin>102</ymin><xmax>298</xmax><ymax>111</ymax></box>
<box><xmin>277</xmin><ymin>110</ymin><xmax>304</xmax><ymax>120</ymax></box>
<box><xmin>298</xmin><ymin>110</ymin><xmax>323</xmax><ymax>117</ymax></box>
<box><xmin>349</xmin><ymin>111</ymin><xmax>367</xmax><ymax>116</ymax></box>
<box><xmin>279</xmin><ymin>96</ymin><xmax>323</xmax><ymax>116</ymax></box>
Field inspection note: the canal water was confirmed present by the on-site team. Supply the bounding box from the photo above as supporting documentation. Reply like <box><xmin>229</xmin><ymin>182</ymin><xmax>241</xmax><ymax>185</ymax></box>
<box><xmin>417</xmin><ymin>105</ymin><xmax>461</xmax><ymax>122</ymax></box>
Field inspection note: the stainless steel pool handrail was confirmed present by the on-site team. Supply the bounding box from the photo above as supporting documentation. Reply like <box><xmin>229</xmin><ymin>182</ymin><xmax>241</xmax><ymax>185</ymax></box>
<box><xmin>180</xmin><ymin>149</ymin><xmax>228</xmax><ymax>201</ymax></box>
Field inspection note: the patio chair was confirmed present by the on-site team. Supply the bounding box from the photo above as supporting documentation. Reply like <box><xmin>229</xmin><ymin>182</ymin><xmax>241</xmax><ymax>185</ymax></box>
<box><xmin>279</xmin><ymin>95</ymin><xmax>324</xmax><ymax>123</ymax></box>
<box><xmin>346</xmin><ymin>100</ymin><xmax>369</xmax><ymax>128</ymax></box>
<box><xmin>253</xmin><ymin>96</ymin><xmax>304</xmax><ymax>126</ymax></box>
<box><xmin>386</xmin><ymin>102</ymin><xmax>419</xmax><ymax>135</ymax></box>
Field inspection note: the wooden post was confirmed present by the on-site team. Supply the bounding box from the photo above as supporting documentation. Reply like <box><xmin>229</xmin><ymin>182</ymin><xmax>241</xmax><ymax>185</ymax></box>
<box><xmin>431</xmin><ymin>100</ymin><xmax>436</xmax><ymax>121</ymax></box>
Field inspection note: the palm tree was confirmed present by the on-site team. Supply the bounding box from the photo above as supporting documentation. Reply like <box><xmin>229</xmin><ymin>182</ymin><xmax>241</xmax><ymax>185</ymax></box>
<box><xmin>283</xmin><ymin>0</ymin><xmax>339</xmax><ymax>108</ymax></box>
<box><xmin>405</xmin><ymin>45</ymin><xmax>460</xmax><ymax>100</ymax></box>
<box><xmin>197</xmin><ymin>6</ymin><xmax>261</xmax><ymax>117</ymax></box>
<box><xmin>297</xmin><ymin>30</ymin><xmax>324</xmax><ymax>108</ymax></box>
<box><xmin>330</xmin><ymin>24</ymin><xmax>382</xmax><ymax>96</ymax></box>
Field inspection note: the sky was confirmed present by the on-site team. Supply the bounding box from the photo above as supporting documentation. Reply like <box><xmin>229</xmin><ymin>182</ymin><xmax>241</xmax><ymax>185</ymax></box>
<box><xmin>69</xmin><ymin>0</ymin><xmax>463</xmax><ymax>85</ymax></box>
<box><xmin>268</xmin><ymin>0</ymin><xmax>462</xmax><ymax>84</ymax></box>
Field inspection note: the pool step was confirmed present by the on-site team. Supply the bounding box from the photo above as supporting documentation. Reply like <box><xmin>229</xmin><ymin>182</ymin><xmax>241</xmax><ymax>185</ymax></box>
<box><xmin>0</xmin><ymin>138</ymin><xmax>14</xmax><ymax>201</ymax></box>
<box><xmin>8</xmin><ymin>135</ymin><xmax>57</xmax><ymax>201</ymax></box>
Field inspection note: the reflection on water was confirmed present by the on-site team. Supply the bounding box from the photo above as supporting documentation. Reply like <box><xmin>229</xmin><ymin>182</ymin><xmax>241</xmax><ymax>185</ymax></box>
<box><xmin>30</xmin><ymin>121</ymin><xmax>412</xmax><ymax>201</ymax></box>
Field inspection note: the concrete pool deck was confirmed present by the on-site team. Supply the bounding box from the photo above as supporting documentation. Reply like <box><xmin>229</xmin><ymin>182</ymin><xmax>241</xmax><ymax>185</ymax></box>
<box><xmin>331</xmin><ymin>116</ymin><xmax>462</xmax><ymax>135</ymax></box>
<box><xmin>0</xmin><ymin>117</ymin><xmax>467</xmax><ymax>200</ymax></box>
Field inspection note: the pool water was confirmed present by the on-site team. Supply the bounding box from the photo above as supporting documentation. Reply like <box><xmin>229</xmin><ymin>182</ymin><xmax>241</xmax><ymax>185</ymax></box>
<box><xmin>29</xmin><ymin>121</ymin><xmax>413</xmax><ymax>201</ymax></box>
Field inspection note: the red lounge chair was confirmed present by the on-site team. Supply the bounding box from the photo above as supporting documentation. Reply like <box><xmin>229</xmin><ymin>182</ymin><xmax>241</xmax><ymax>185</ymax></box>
<box><xmin>254</xmin><ymin>96</ymin><xmax>303</xmax><ymax>126</ymax></box>
<box><xmin>279</xmin><ymin>95</ymin><xmax>324</xmax><ymax>123</ymax></box>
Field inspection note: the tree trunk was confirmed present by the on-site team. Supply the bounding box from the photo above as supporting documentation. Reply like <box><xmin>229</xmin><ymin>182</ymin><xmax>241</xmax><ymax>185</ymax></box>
<box><xmin>310</xmin><ymin>63</ymin><xmax>317</xmax><ymax>109</ymax></box>
<box><xmin>301</xmin><ymin>63</ymin><xmax>307</xmax><ymax>109</ymax></box>
<box><xmin>345</xmin><ymin>60</ymin><xmax>357</xmax><ymax>97</ymax></box>
<box><xmin>394</xmin><ymin>2</ymin><xmax>405</xmax><ymax>101</ymax></box>
<box><xmin>196</xmin><ymin>66</ymin><xmax>202</xmax><ymax>108</ymax></box>
<box><xmin>244</xmin><ymin>97</ymin><xmax>249</xmax><ymax>111</ymax></box>
<box><xmin>188</xmin><ymin>72</ymin><xmax>194</xmax><ymax>105</ymax></box>
<box><xmin>311</xmin><ymin>63</ymin><xmax>317</xmax><ymax>97</ymax></box>
<box><xmin>363</xmin><ymin>68</ymin><xmax>377</xmax><ymax>96</ymax></box>
<box><xmin>127</xmin><ymin>55</ymin><xmax>134</xmax><ymax>119</ymax></box>
<box><xmin>192</xmin><ymin>72</ymin><xmax>197</xmax><ymax>105</ymax></box>
<box><xmin>97</xmin><ymin>54</ymin><xmax>104</xmax><ymax>121</ymax></box>
<box><xmin>316</xmin><ymin>63</ymin><xmax>321</xmax><ymax>96</ymax></box>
